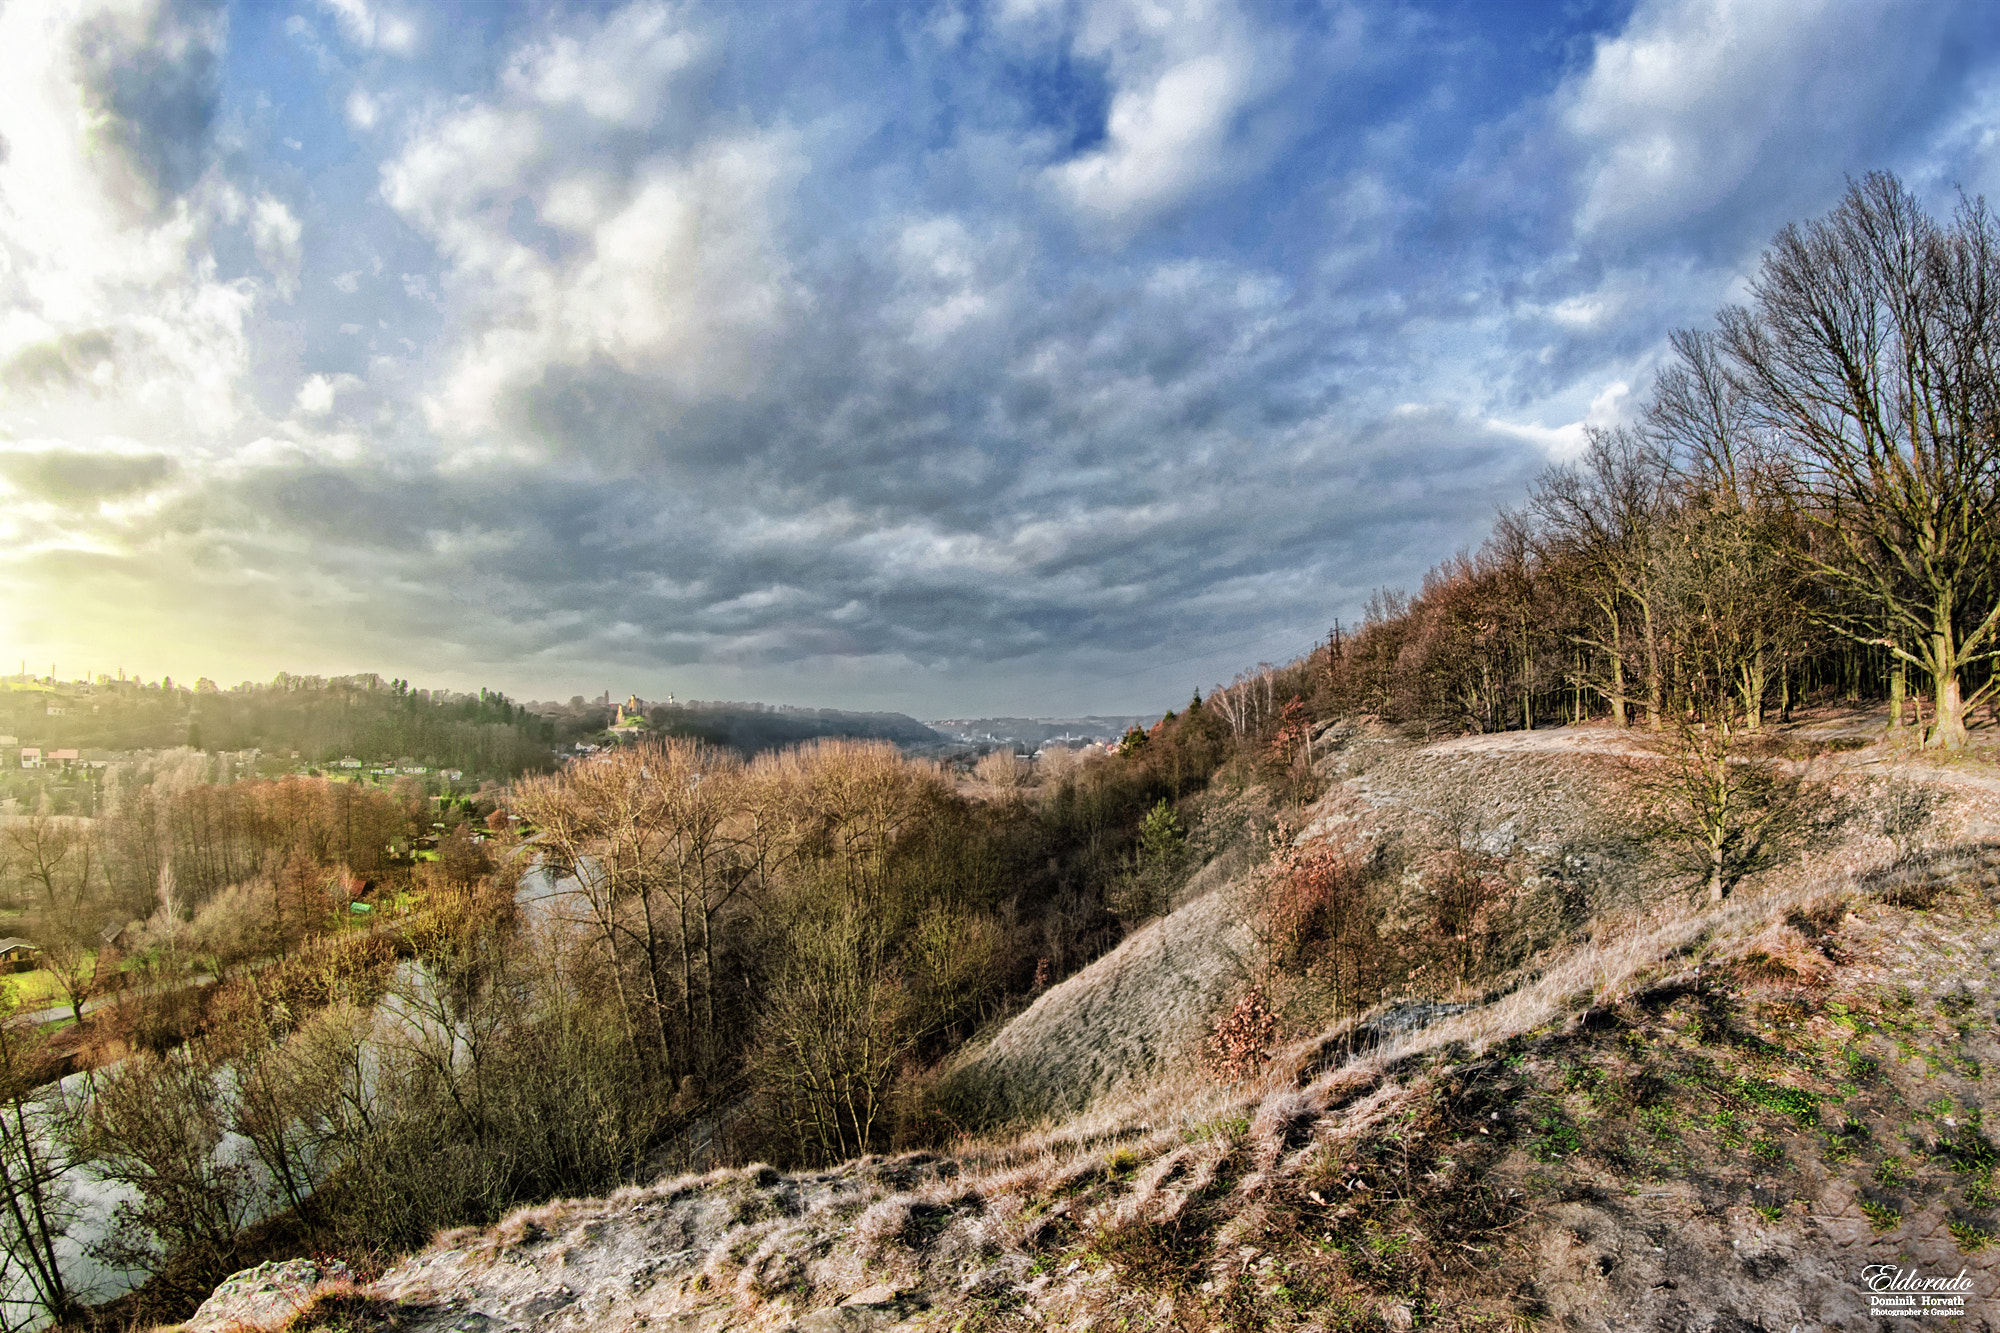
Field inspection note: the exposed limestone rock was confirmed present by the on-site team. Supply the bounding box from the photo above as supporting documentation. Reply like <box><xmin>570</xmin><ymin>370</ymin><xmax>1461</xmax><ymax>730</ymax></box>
<box><xmin>177</xmin><ymin>1258</ymin><xmax>351</xmax><ymax>1333</ymax></box>
<box><xmin>938</xmin><ymin>877</ymin><xmax>1259</xmax><ymax>1123</ymax></box>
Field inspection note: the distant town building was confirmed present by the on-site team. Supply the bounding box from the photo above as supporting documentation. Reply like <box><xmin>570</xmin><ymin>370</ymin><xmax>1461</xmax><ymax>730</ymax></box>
<box><xmin>19</xmin><ymin>748</ymin><xmax>41</xmax><ymax>769</ymax></box>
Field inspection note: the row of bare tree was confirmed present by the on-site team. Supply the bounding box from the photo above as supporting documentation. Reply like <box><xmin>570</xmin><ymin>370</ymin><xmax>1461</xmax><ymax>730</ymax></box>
<box><xmin>1311</xmin><ymin>174</ymin><xmax>1999</xmax><ymax>756</ymax></box>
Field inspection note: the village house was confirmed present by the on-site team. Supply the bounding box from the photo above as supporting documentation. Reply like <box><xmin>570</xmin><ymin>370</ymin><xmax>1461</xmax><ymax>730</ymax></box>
<box><xmin>19</xmin><ymin>747</ymin><xmax>42</xmax><ymax>769</ymax></box>
<box><xmin>0</xmin><ymin>938</ymin><xmax>41</xmax><ymax>972</ymax></box>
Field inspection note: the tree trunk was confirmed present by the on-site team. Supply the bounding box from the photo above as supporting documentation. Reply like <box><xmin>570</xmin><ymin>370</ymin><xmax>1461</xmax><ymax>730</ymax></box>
<box><xmin>1520</xmin><ymin>616</ymin><xmax>1533</xmax><ymax>731</ymax></box>
<box><xmin>1888</xmin><ymin>661</ymin><xmax>1905</xmax><ymax>734</ymax></box>
<box><xmin>1932</xmin><ymin>653</ymin><xmax>1970</xmax><ymax>750</ymax></box>
<box><xmin>1642</xmin><ymin>603</ymin><xmax>1663</xmax><ymax>730</ymax></box>
<box><xmin>1738</xmin><ymin>649</ymin><xmax>1766</xmax><ymax>733</ymax></box>
<box><xmin>1609</xmin><ymin>629</ymin><xmax>1628</xmax><ymax>728</ymax></box>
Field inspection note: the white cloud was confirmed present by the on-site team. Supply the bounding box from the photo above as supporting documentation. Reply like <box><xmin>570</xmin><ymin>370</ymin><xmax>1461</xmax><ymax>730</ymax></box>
<box><xmin>249</xmin><ymin>194</ymin><xmax>303</xmax><ymax>299</ymax></box>
<box><xmin>1052</xmin><ymin>48</ymin><xmax>1255</xmax><ymax>221</ymax></box>
<box><xmin>317</xmin><ymin>0</ymin><xmax>417</xmax><ymax>55</ymax></box>
<box><xmin>345</xmin><ymin>87</ymin><xmax>380</xmax><ymax>129</ymax></box>
<box><xmin>1483</xmin><ymin>381</ymin><xmax>1632</xmax><ymax>462</ymax></box>
<box><xmin>1032</xmin><ymin>0</ymin><xmax>1289</xmax><ymax>230</ymax></box>
<box><xmin>501</xmin><ymin>2</ymin><xmax>709</xmax><ymax>128</ymax></box>
<box><xmin>889</xmin><ymin>215</ymin><xmax>1022</xmax><ymax>348</ymax></box>
<box><xmin>1559</xmin><ymin>0</ymin><xmax>1924</xmax><ymax>237</ymax></box>
<box><xmin>399</xmin><ymin>272</ymin><xmax>439</xmax><ymax>307</ymax></box>
<box><xmin>379</xmin><ymin>8</ymin><xmax>806</xmax><ymax>446</ymax></box>
<box><xmin>0</xmin><ymin>0</ymin><xmax>255</xmax><ymax>444</ymax></box>
<box><xmin>294</xmin><ymin>371</ymin><xmax>362</xmax><ymax>416</ymax></box>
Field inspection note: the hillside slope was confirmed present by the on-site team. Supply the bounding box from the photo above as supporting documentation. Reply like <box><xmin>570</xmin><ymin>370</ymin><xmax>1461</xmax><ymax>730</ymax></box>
<box><xmin>174</xmin><ymin>717</ymin><xmax>2000</xmax><ymax>1332</ymax></box>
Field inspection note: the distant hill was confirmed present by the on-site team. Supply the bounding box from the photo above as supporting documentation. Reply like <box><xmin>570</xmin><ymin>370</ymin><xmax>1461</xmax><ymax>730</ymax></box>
<box><xmin>642</xmin><ymin>701</ymin><xmax>942</xmax><ymax>754</ymax></box>
<box><xmin>928</xmin><ymin>715</ymin><xmax>1160</xmax><ymax>749</ymax></box>
<box><xmin>4</xmin><ymin>672</ymin><xmax>554</xmax><ymax>777</ymax></box>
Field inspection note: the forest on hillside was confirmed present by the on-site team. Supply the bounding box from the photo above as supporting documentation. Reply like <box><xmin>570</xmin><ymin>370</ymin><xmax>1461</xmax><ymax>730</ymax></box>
<box><xmin>6</xmin><ymin>674</ymin><xmax>554</xmax><ymax>779</ymax></box>
<box><xmin>1289</xmin><ymin>173</ymin><xmax>1998</xmax><ymax>754</ymax></box>
<box><xmin>1</xmin><ymin>172</ymin><xmax>1997</xmax><ymax>1331</ymax></box>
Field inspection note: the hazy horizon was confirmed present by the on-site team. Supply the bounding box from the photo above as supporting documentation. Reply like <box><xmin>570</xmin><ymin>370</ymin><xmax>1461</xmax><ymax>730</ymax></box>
<box><xmin>5</xmin><ymin>661</ymin><xmax>1175</xmax><ymax>727</ymax></box>
<box><xmin>4</xmin><ymin>0</ymin><xmax>1998</xmax><ymax>717</ymax></box>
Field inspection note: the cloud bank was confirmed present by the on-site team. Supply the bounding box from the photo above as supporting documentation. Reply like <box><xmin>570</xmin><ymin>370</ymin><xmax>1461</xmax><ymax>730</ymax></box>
<box><xmin>2</xmin><ymin>0</ymin><xmax>1996</xmax><ymax>714</ymax></box>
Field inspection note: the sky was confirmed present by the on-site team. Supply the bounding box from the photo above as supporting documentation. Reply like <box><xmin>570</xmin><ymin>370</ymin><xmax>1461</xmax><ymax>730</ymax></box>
<box><xmin>1</xmin><ymin>0</ymin><xmax>1997</xmax><ymax>718</ymax></box>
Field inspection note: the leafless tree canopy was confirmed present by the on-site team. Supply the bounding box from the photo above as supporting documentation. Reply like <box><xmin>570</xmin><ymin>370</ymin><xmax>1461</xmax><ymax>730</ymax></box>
<box><xmin>1721</xmin><ymin>172</ymin><xmax>2000</xmax><ymax>747</ymax></box>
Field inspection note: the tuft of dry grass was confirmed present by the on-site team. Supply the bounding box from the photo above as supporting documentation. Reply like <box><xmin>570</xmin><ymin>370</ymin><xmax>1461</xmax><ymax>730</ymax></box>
<box><xmin>280</xmin><ymin>1285</ymin><xmax>413</xmax><ymax>1331</ymax></box>
<box><xmin>1736</xmin><ymin>921</ymin><xmax>1833</xmax><ymax>986</ymax></box>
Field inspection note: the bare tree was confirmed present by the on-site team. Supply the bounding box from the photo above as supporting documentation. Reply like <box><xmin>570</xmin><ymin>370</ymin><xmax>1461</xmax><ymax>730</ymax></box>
<box><xmin>5</xmin><ymin>813</ymin><xmax>86</xmax><ymax>916</ymax></box>
<box><xmin>0</xmin><ymin>1008</ymin><xmax>81</xmax><ymax>1329</ymax></box>
<box><xmin>752</xmin><ymin>901</ymin><xmax>914</xmax><ymax>1164</ymax></box>
<box><xmin>515</xmin><ymin>740</ymin><xmax>763</xmax><ymax>1084</ymax></box>
<box><xmin>79</xmin><ymin>1046</ymin><xmax>261</xmax><ymax>1298</ymax></box>
<box><xmin>5</xmin><ymin>813</ymin><xmax>104</xmax><ymax>1023</ymax></box>
<box><xmin>1720</xmin><ymin>172</ymin><xmax>2000</xmax><ymax>748</ymax></box>
<box><xmin>1529</xmin><ymin>427</ymin><xmax>1674</xmax><ymax>729</ymax></box>
<box><xmin>1651</xmin><ymin>330</ymin><xmax>1815</xmax><ymax>728</ymax></box>
<box><xmin>1643</xmin><ymin>498</ymin><xmax>1814</xmax><ymax>901</ymax></box>
<box><xmin>1207</xmin><ymin>666</ymin><xmax>1280</xmax><ymax>738</ymax></box>
<box><xmin>1489</xmin><ymin>510</ymin><xmax>1550</xmax><ymax>730</ymax></box>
